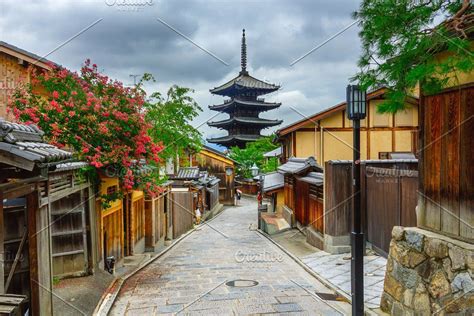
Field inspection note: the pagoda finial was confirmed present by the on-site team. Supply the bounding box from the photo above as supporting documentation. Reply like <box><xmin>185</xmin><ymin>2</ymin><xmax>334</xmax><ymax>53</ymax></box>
<box><xmin>240</xmin><ymin>29</ymin><xmax>248</xmax><ymax>75</ymax></box>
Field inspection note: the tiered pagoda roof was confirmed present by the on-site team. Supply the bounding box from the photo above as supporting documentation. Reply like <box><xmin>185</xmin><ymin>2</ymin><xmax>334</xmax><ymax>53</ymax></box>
<box><xmin>207</xmin><ymin>29</ymin><xmax>282</xmax><ymax>148</ymax></box>
<box><xmin>209</xmin><ymin>99</ymin><xmax>281</xmax><ymax>113</ymax></box>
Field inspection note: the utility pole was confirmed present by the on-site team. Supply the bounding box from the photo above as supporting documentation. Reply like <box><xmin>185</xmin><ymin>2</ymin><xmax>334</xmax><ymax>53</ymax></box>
<box><xmin>129</xmin><ymin>74</ymin><xmax>140</xmax><ymax>86</ymax></box>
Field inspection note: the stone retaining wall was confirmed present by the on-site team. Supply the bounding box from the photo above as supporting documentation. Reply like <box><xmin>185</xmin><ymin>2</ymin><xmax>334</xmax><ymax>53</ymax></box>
<box><xmin>381</xmin><ymin>226</ymin><xmax>474</xmax><ymax>315</ymax></box>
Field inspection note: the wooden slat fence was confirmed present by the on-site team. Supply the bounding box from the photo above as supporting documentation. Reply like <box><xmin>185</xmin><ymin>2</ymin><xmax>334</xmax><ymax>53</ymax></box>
<box><xmin>419</xmin><ymin>85</ymin><xmax>474</xmax><ymax>242</ymax></box>
<box><xmin>170</xmin><ymin>191</ymin><xmax>194</xmax><ymax>239</ymax></box>
<box><xmin>365</xmin><ymin>167</ymin><xmax>418</xmax><ymax>255</ymax></box>
<box><xmin>325</xmin><ymin>160</ymin><xmax>418</xmax><ymax>256</ymax></box>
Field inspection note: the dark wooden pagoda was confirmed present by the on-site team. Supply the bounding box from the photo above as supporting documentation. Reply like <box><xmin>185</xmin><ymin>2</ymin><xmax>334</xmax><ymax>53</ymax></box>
<box><xmin>207</xmin><ymin>29</ymin><xmax>282</xmax><ymax>148</ymax></box>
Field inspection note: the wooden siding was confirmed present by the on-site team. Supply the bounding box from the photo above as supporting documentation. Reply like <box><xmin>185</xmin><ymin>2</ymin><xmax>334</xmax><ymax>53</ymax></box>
<box><xmin>144</xmin><ymin>192</ymin><xmax>168</xmax><ymax>249</ymax></box>
<box><xmin>207</xmin><ymin>184</ymin><xmax>220</xmax><ymax>211</ymax></box>
<box><xmin>366</xmin><ymin>167</ymin><xmax>418</xmax><ymax>255</ymax></box>
<box><xmin>419</xmin><ymin>85</ymin><xmax>474</xmax><ymax>241</ymax></box>
<box><xmin>325</xmin><ymin>160</ymin><xmax>418</xmax><ymax>253</ymax></box>
<box><xmin>195</xmin><ymin>150</ymin><xmax>235</xmax><ymax>205</ymax></box>
<box><xmin>99</xmin><ymin>177</ymin><xmax>124</xmax><ymax>263</ymax></box>
<box><xmin>295</xmin><ymin>179</ymin><xmax>309</xmax><ymax>225</ymax></box>
<box><xmin>1</xmin><ymin>187</ymin><xmax>52</xmax><ymax>315</ymax></box>
<box><xmin>50</xmin><ymin>190</ymin><xmax>89</xmax><ymax>277</ymax></box>
<box><xmin>284</xmin><ymin>175</ymin><xmax>295</xmax><ymax>211</ymax></box>
<box><xmin>308</xmin><ymin>184</ymin><xmax>324</xmax><ymax>233</ymax></box>
<box><xmin>324</xmin><ymin>162</ymin><xmax>352</xmax><ymax>237</ymax></box>
<box><xmin>101</xmin><ymin>206</ymin><xmax>123</xmax><ymax>262</ymax></box>
<box><xmin>170</xmin><ymin>191</ymin><xmax>194</xmax><ymax>239</ymax></box>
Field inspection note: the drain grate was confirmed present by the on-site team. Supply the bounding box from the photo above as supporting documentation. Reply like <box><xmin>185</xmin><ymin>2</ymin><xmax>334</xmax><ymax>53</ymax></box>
<box><xmin>226</xmin><ymin>279</ymin><xmax>259</xmax><ymax>288</ymax></box>
<box><xmin>315</xmin><ymin>292</ymin><xmax>348</xmax><ymax>302</ymax></box>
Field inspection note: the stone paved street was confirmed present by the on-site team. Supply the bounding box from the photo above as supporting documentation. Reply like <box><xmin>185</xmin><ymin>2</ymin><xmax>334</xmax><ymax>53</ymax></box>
<box><xmin>301</xmin><ymin>251</ymin><xmax>386</xmax><ymax>309</ymax></box>
<box><xmin>110</xmin><ymin>198</ymin><xmax>351</xmax><ymax>315</ymax></box>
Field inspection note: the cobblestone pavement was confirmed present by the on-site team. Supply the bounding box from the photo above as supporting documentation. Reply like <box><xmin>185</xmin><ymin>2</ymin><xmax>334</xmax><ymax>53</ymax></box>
<box><xmin>301</xmin><ymin>251</ymin><xmax>387</xmax><ymax>309</ymax></box>
<box><xmin>110</xmin><ymin>198</ymin><xmax>351</xmax><ymax>315</ymax></box>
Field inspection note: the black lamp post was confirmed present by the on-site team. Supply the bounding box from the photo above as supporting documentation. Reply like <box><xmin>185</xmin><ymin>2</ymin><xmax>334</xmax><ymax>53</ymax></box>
<box><xmin>346</xmin><ymin>84</ymin><xmax>367</xmax><ymax>316</ymax></box>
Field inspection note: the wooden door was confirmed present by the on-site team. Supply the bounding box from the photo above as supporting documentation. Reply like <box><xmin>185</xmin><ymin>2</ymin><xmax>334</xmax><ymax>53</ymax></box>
<box><xmin>3</xmin><ymin>198</ymin><xmax>29</xmax><ymax>298</ymax></box>
<box><xmin>50</xmin><ymin>190</ymin><xmax>88</xmax><ymax>277</ymax></box>
<box><xmin>295</xmin><ymin>180</ymin><xmax>309</xmax><ymax>226</ymax></box>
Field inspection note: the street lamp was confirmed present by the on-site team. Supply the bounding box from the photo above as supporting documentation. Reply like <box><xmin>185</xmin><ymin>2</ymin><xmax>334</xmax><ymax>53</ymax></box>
<box><xmin>250</xmin><ymin>163</ymin><xmax>259</xmax><ymax>177</ymax></box>
<box><xmin>346</xmin><ymin>84</ymin><xmax>367</xmax><ymax>316</ymax></box>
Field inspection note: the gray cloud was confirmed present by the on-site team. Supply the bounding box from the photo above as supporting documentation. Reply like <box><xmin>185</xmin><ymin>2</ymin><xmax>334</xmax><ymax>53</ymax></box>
<box><xmin>0</xmin><ymin>0</ymin><xmax>362</xmax><ymax>142</ymax></box>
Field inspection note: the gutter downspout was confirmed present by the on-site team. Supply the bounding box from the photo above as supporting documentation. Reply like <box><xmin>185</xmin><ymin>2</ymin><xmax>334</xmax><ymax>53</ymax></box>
<box><xmin>320</xmin><ymin>122</ymin><xmax>325</xmax><ymax>237</ymax></box>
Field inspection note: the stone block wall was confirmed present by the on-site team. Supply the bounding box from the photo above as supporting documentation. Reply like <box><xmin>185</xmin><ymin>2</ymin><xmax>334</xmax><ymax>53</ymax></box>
<box><xmin>381</xmin><ymin>226</ymin><xmax>474</xmax><ymax>315</ymax></box>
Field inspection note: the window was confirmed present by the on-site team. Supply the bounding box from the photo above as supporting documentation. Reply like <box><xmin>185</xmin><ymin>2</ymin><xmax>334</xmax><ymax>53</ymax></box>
<box><xmin>107</xmin><ymin>185</ymin><xmax>118</xmax><ymax>195</ymax></box>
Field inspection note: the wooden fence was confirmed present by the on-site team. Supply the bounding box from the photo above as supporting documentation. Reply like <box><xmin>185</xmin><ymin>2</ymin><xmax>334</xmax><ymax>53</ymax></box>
<box><xmin>325</xmin><ymin>160</ymin><xmax>418</xmax><ymax>256</ymax></box>
<box><xmin>366</xmin><ymin>167</ymin><xmax>418</xmax><ymax>255</ymax></box>
<box><xmin>324</xmin><ymin>162</ymin><xmax>353</xmax><ymax>238</ymax></box>
<box><xmin>170</xmin><ymin>190</ymin><xmax>194</xmax><ymax>239</ymax></box>
<box><xmin>419</xmin><ymin>85</ymin><xmax>474</xmax><ymax>242</ymax></box>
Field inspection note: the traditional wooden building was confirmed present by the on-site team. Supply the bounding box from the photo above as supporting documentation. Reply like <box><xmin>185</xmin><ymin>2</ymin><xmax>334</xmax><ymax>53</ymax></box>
<box><xmin>276</xmin><ymin>87</ymin><xmax>419</xmax><ymax>165</ymax></box>
<box><xmin>380</xmin><ymin>29</ymin><xmax>474</xmax><ymax>315</ymax></box>
<box><xmin>255</xmin><ymin>171</ymin><xmax>284</xmax><ymax>213</ymax></box>
<box><xmin>169</xmin><ymin>167</ymin><xmax>200</xmax><ymax>238</ymax></box>
<box><xmin>207</xmin><ymin>30</ymin><xmax>282</xmax><ymax>148</ymax></box>
<box><xmin>294</xmin><ymin>172</ymin><xmax>324</xmax><ymax>233</ymax></box>
<box><xmin>98</xmin><ymin>175</ymin><xmax>124</xmax><ymax>270</ymax></box>
<box><xmin>124</xmin><ymin>190</ymin><xmax>145</xmax><ymax>256</ymax></box>
<box><xmin>0</xmin><ymin>120</ymin><xmax>76</xmax><ymax>315</ymax></box>
<box><xmin>144</xmin><ymin>181</ymin><xmax>172</xmax><ymax>252</ymax></box>
<box><xmin>0</xmin><ymin>41</ymin><xmax>54</xmax><ymax>119</ymax></box>
<box><xmin>277</xmin><ymin>157</ymin><xmax>323</xmax><ymax>228</ymax></box>
<box><xmin>192</xmin><ymin>145</ymin><xmax>236</xmax><ymax>205</ymax></box>
<box><xmin>44</xmin><ymin>161</ymin><xmax>96</xmax><ymax>278</ymax></box>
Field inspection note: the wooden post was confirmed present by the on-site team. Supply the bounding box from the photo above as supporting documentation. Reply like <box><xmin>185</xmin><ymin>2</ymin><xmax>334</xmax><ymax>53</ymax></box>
<box><xmin>80</xmin><ymin>189</ymin><xmax>89</xmax><ymax>273</ymax></box>
<box><xmin>88</xmin><ymin>185</ymin><xmax>98</xmax><ymax>272</ymax></box>
<box><xmin>0</xmin><ymin>192</ymin><xmax>4</xmax><ymax>294</ymax></box>
<box><xmin>27</xmin><ymin>191</ymin><xmax>40</xmax><ymax>315</ymax></box>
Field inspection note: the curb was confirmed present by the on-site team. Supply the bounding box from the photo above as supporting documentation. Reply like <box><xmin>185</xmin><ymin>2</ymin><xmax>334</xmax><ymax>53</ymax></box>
<box><xmin>255</xmin><ymin>229</ymin><xmax>383</xmax><ymax>316</ymax></box>
<box><xmin>93</xmin><ymin>206</ymin><xmax>228</xmax><ymax>316</ymax></box>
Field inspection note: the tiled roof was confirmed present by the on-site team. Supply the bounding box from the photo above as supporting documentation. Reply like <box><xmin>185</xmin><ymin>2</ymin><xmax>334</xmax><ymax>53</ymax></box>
<box><xmin>278</xmin><ymin>157</ymin><xmax>323</xmax><ymax>175</ymax></box>
<box><xmin>194</xmin><ymin>171</ymin><xmax>221</xmax><ymax>186</ymax></box>
<box><xmin>210</xmin><ymin>74</ymin><xmax>280</xmax><ymax>97</ymax></box>
<box><xmin>172</xmin><ymin>167</ymin><xmax>201</xmax><ymax>180</ymax></box>
<box><xmin>254</xmin><ymin>171</ymin><xmax>284</xmax><ymax>193</ymax></box>
<box><xmin>51</xmin><ymin>161</ymin><xmax>89</xmax><ymax>173</ymax></box>
<box><xmin>0</xmin><ymin>120</ymin><xmax>73</xmax><ymax>170</ymax></box>
<box><xmin>207</xmin><ymin>134</ymin><xmax>261</xmax><ymax>143</ymax></box>
<box><xmin>0</xmin><ymin>41</ymin><xmax>57</xmax><ymax>68</ymax></box>
<box><xmin>209</xmin><ymin>99</ymin><xmax>281</xmax><ymax>112</ymax></box>
<box><xmin>263</xmin><ymin>147</ymin><xmax>282</xmax><ymax>158</ymax></box>
<box><xmin>208</xmin><ymin>116</ymin><xmax>282</xmax><ymax>128</ymax></box>
<box><xmin>297</xmin><ymin>172</ymin><xmax>323</xmax><ymax>186</ymax></box>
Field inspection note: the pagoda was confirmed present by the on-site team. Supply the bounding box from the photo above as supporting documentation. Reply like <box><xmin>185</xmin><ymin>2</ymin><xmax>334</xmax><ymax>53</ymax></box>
<box><xmin>207</xmin><ymin>29</ymin><xmax>282</xmax><ymax>148</ymax></box>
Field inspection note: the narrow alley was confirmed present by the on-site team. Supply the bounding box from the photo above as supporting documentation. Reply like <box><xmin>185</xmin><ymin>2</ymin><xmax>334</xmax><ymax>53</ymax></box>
<box><xmin>110</xmin><ymin>198</ymin><xmax>351</xmax><ymax>315</ymax></box>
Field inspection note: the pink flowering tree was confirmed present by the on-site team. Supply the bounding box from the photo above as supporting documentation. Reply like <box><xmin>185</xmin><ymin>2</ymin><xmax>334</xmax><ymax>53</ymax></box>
<box><xmin>9</xmin><ymin>60</ymin><xmax>164</xmax><ymax>199</ymax></box>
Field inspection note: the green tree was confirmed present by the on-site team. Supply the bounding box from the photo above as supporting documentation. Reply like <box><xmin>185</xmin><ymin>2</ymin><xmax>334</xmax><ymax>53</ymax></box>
<box><xmin>145</xmin><ymin>85</ymin><xmax>203</xmax><ymax>169</ymax></box>
<box><xmin>228</xmin><ymin>136</ymin><xmax>279</xmax><ymax>178</ymax></box>
<box><xmin>354</xmin><ymin>0</ymin><xmax>473</xmax><ymax>112</ymax></box>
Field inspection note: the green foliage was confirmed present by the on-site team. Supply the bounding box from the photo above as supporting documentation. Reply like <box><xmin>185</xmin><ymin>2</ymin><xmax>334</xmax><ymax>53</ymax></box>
<box><xmin>228</xmin><ymin>136</ymin><xmax>279</xmax><ymax>178</ymax></box>
<box><xmin>354</xmin><ymin>0</ymin><xmax>474</xmax><ymax>112</ymax></box>
<box><xmin>145</xmin><ymin>85</ymin><xmax>203</xmax><ymax>163</ymax></box>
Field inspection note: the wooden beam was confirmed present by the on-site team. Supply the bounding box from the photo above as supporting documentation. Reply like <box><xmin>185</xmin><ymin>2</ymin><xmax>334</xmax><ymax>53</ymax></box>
<box><xmin>0</xmin><ymin>152</ymin><xmax>35</xmax><ymax>171</ymax></box>
<box><xmin>27</xmin><ymin>191</ymin><xmax>40</xmax><ymax>315</ymax></box>
<box><xmin>3</xmin><ymin>184</ymin><xmax>36</xmax><ymax>200</ymax></box>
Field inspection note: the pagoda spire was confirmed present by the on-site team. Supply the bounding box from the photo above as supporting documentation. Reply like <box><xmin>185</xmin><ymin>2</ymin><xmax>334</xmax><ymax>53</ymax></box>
<box><xmin>207</xmin><ymin>29</ymin><xmax>282</xmax><ymax>148</ymax></box>
<box><xmin>240</xmin><ymin>29</ymin><xmax>248</xmax><ymax>75</ymax></box>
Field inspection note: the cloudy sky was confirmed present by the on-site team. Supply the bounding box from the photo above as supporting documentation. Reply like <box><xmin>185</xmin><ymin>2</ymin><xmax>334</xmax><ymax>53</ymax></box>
<box><xmin>0</xmin><ymin>0</ymin><xmax>362</xmax><ymax>148</ymax></box>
